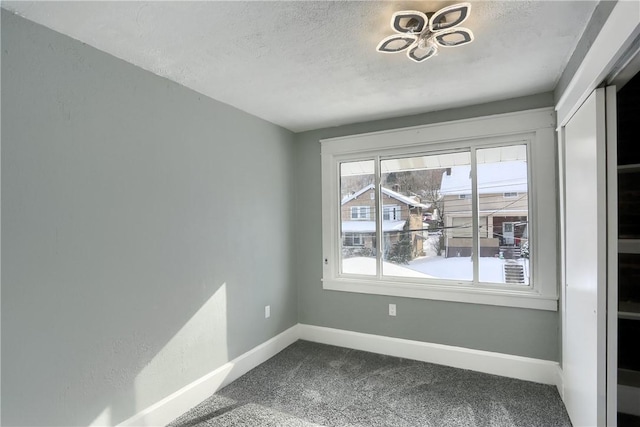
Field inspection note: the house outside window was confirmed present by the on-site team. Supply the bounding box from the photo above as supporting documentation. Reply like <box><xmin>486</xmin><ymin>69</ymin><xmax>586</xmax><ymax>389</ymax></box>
<box><xmin>321</xmin><ymin>109</ymin><xmax>559</xmax><ymax>310</ymax></box>
<box><xmin>439</xmin><ymin>146</ymin><xmax>530</xmax><ymax>282</ymax></box>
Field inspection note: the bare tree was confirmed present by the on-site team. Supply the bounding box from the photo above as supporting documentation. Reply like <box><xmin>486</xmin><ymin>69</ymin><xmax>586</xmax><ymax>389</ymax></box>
<box><xmin>340</xmin><ymin>174</ymin><xmax>374</xmax><ymax>198</ymax></box>
<box><xmin>382</xmin><ymin>169</ymin><xmax>445</xmax><ymax>215</ymax></box>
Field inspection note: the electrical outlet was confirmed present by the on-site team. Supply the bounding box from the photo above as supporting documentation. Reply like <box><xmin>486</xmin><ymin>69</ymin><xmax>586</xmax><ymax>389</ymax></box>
<box><xmin>389</xmin><ymin>303</ymin><xmax>396</xmax><ymax>317</ymax></box>
<box><xmin>265</xmin><ymin>305</ymin><xmax>271</xmax><ymax>319</ymax></box>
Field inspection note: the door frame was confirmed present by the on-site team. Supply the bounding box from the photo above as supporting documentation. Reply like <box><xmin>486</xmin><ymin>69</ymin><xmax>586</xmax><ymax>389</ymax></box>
<box><xmin>558</xmin><ymin>87</ymin><xmax>620</xmax><ymax>427</ymax></box>
<box><xmin>560</xmin><ymin>88</ymin><xmax>609</xmax><ymax>426</ymax></box>
<box><xmin>556</xmin><ymin>2</ymin><xmax>640</xmax><ymax>129</ymax></box>
<box><xmin>555</xmin><ymin>3</ymin><xmax>639</xmax><ymax>425</ymax></box>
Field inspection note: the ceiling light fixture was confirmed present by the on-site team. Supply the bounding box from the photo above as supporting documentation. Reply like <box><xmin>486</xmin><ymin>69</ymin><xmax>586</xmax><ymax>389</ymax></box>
<box><xmin>377</xmin><ymin>3</ymin><xmax>474</xmax><ymax>63</ymax></box>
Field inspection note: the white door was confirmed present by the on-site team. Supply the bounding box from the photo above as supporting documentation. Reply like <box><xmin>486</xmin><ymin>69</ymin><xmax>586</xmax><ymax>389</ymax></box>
<box><xmin>503</xmin><ymin>222</ymin><xmax>515</xmax><ymax>245</ymax></box>
<box><xmin>562</xmin><ymin>87</ymin><xmax>612</xmax><ymax>427</ymax></box>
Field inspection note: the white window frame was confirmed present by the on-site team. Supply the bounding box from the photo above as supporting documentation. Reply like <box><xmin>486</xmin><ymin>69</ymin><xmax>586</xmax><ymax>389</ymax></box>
<box><xmin>383</xmin><ymin>204</ymin><xmax>401</xmax><ymax>221</ymax></box>
<box><xmin>350</xmin><ymin>206</ymin><xmax>370</xmax><ymax>220</ymax></box>
<box><xmin>321</xmin><ymin>108</ymin><xmax>558</xmax><ymax>311</ymax></box>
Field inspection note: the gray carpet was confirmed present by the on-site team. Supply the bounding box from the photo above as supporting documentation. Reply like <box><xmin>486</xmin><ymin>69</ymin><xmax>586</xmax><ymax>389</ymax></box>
<box><xmin>169</xmin><ymin>340</ymin><xmax>571</xmax><ymax>427</ymax></box>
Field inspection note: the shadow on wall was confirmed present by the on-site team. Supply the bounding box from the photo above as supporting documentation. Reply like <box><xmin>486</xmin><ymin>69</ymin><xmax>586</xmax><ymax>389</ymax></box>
<box><xmin>89</xmin><ymin>283</ymin><xmax>230</xmax><ymax>426</ymax></box>
<box><xmin>2</xmin><ymin>266</ymin><xmax>232</xmax><ymax>426</ymax></box>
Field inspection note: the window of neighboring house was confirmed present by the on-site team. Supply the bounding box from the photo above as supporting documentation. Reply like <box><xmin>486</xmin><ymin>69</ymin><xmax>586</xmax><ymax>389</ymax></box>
<box><xmin>321</xmin><ymin>108</ymin><xmax>558</xmax><ymax>310</ymax></box>
<box><xmin>344</xmin><ymin>233</ymin><xmax>364</xmax><ymax>246</ymax></box>
<box><xmin>350</xmin><ymin>206</ymin><xmax>370</xmax><ymax>220</ymax></box>
<box><xmin>383</xmin><ymin>205</ymin><xmax>401</xmax><ymax>220</ymax></box>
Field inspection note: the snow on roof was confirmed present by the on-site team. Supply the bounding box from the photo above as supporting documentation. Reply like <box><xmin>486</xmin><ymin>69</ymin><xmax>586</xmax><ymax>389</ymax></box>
<box><xmin>440</xmin><ymin>161</ymin><xmax>528</xmax><ymax>195</ymax></box>
<box><xmin>341</xmin><ymin>184</ymin><xmax>430</xmax><ymax>209</ymax></box>
<box><xmin>341</xmin><ymin>220</ymin><xmax>406</xmax><ymax>233</ymax></box>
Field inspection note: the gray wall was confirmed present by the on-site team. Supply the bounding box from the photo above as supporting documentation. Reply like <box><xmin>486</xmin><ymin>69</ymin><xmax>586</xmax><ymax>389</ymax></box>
<box><xmin>294</xmin><ymin>93</ymin><xmax>560</xmax><ymax>362</ymax></box>
<box><xmin>1</xmin><ymin>11</ymin><xmax>296</xmax><ymax>426</ymax></box>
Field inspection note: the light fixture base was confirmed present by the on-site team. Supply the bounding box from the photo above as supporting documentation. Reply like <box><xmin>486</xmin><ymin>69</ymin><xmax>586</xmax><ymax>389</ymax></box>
<box><xmin>376</xmin><ymin>3</ymin><xmax>473</xmax><ymax>63</ymax></box>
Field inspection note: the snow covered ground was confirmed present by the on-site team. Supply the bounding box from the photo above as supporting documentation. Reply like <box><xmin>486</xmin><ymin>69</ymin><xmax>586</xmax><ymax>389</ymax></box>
<box><xmin>341</xmin><ymin>255</ymin><xmax>529</xmax><ymax>284</ymax></box>
<box><xmin>342</xmin><ymin>257</ymin><xmax>434</xmax><ymax>278</ymax></box>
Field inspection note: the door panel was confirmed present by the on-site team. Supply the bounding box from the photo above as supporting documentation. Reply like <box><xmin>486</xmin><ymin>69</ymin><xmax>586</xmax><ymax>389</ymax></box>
<box><xmin>563</xmin><ymin>88</ymin><xmax>608</xmax><ymax>427</ymax></box>
<box><xmin>605</xmin><ymin>85</ymin><xmax>618</xmax><ymax>427</ymax></box>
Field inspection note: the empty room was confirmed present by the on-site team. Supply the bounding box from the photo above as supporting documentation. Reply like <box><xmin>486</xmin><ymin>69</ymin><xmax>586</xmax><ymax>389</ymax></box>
<box><xmin>2</xmin><ymin>1</ymin><xmax>639</xmax><ymax>426</ymax></box>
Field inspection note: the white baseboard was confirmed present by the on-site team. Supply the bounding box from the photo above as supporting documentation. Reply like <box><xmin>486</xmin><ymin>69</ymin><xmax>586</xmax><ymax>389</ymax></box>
<box><xmin>298</xmin><ymin>324</ymin><xmax>561</xmax><ymax>387</ymax></box>
<box><xmin>119</xmin><ymin>323</ymin><xmax>564</xmax><ymax>426</ymax></box>
<box><xmin>618</xmin><ymin>384</ymin><xmax>640</xmax><ymax>417</ymax></box>
<box><xmin>117</xmin><ymin>324</ymin><xmax>300</xmax><ymax>427</ymax></box>
<box><xmin>555</xmin><ymin>365</ymin><xmax>565</xmax><ymax>399</ymax></box>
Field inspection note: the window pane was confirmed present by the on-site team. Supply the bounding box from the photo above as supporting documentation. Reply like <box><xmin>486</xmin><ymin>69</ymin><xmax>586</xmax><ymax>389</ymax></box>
<box><xmin>340</xmin><ymin>160</ymin><xmax>376</xmax><ymax>276</ymax></box>
<box><xmin>380</xmin><ymin>151</ymin><xmax>472</xmax><ymax>281</ymax></box>
<box><xmin>476</xmin><ymin>145</ymin><xmax>530</xmax><ymax>285</ymax></box>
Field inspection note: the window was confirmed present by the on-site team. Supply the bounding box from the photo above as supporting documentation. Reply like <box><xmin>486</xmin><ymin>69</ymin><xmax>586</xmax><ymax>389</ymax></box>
<box><xmin>383</xmin><ymin>205</ymin><xmax>401</xmax><ymax>220</ymax></box>
<box><xmin>344</xmin><ymin>233</ymin><xmax>364</xmax><ymax>247</ymax></box>
<box><xmin>340</xmin><ymin>147</ymin><xmax>530</xmax><ymax>284</ymax></box>
<box><xmin>321</xmin><ymin>108</ymin><xmax>558</xmax><ymax>310</ymax></box>
<box><xmin>350</xmin><ymin>206</ymin><xmax>370</xmax><ymax>220</ymax></box>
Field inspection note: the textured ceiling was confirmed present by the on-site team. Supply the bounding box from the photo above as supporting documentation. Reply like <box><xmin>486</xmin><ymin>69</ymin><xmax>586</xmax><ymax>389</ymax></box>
<box><xmin>2</xmin><ymin>1</ymin><xmax>597</xmax><ymax>132</ymax></box>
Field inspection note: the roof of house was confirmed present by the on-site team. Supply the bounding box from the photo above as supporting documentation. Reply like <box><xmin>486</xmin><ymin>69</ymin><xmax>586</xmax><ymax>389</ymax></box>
<box><xmin>440</xmin><ymin>162</ymin><xmax>528</xmax><ymax>195</ymax></box>
<box><xmin>341</xmin><ymin>184</ymin><xmax>430</xmax><ymax>209</ymax></box>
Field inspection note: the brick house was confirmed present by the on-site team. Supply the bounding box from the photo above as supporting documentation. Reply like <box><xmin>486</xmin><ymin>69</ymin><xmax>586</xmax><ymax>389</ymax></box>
<box><xmin>341</xmin><ymin>184</ymin><xmax>429</xmax><ymax>259</ymax></box>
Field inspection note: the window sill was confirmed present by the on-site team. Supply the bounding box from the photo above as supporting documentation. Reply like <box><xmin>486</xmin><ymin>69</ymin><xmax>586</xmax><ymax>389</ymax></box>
<box><xmin>322</xmin><ymin>277</ymin><xmax>558</xmax><ymax>311</ymax></box>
